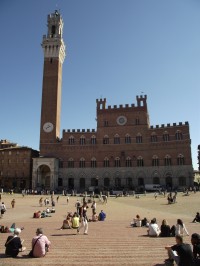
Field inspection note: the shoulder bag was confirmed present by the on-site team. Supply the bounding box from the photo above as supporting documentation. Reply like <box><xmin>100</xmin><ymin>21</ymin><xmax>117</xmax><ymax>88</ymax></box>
<box><xmin>29</xmin><ymin>235</ymin><xmax>42</xmax><ymax>257</ymax></box>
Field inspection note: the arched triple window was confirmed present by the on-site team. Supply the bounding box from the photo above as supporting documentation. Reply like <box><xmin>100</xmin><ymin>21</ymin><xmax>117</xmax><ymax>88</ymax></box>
<box><xmin>137</xmin><ymin>156</ymin><xmax>144</xmax><ymax>167</ymax></box>
<box><xmin>69</xmin><ymin>136</ymin><xmax>75</xmax><ymax>145</ymax></box>
<box><xmin>152</xmin><ymin>155</ymin><xmax>159</xmax><ymax>167</ymax></box>
<box><xmin>79</xmin><ymin>158</ymin><xmax>85</xmax><ymax>168</ymax></box>
<box><xmin>126</xmin><ymin>157</ymin><xmax>132</xmax><ymax>167</ymax></box>
<box><xmin>163</xmin><ymin>131</ymin><xmax>170</xmax><ymax>142</ymax></box>
<box><xmin>151</xmin><ymin>132</ymin><xmax>157</xmax><ymax>142</ymax></box>
<box><xmin>103</xmin><ymin>135</ymin><xmax>109</xmax><ymax>144</ymax></box>
<box><xmin>135</xmin><ymin>117</ymin><xmax>140</xmax><ymax>125</ymax></box>
<box><xmin>175</xmin><ymin>130</ymin><xmax>183</xmax><ymax>140</ymax></box>
<box><xmin>68</xmin><ymin>158</ymin><xmax>74</xmax><ymax>168</ymax></box>
<box><xmin>136</xmin><ymin>133</ymin><xmax>142</xmax><ymax>143</ymax></box>
<box><xmin>177</xmin><ymin>154</ymin><xmax>185</xmax><ymax>165</ymax></box>
<box><xmin>164</xmin><ymin>155</ymin><xmax>172</xmax><ymax>166</ymax></box>
<box><xmin>125</xmin><ymin>134</ymin><xmax>131</xmax><ymax>144</ymax></box>
<box><xmin>115</xmin><ymin>157</ymin><xmax>121</xmax><ymax>167</ymax></box>
<box><xmin>91</xmin><ymin>135</ymin><xmax>97</xmax><ymax>145</ymax></box>
<box><xmin>114</xmin><ymin>134</ymin><xmax>120</xmax><ymax>144</ymax></box>
<box><xmin>104</xmin><ymin>157</ymin><xmax>110</xmax><ymax>167</ymax></box>
<box><xmin>80</xmin><ymin>135</ymin><xmax>86</xmax><ymax>145</ymax></box>
<box><xmin>91</xmin><ymin>157</ymin><xmax>97</xmax><ymax>168</ymax></box>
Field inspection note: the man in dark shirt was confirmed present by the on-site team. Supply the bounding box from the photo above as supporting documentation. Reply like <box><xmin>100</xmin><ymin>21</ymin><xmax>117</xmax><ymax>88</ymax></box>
<box><xmin>5</xmin><ymin>228</ymin><xmax>25</xmax><ymax>257</ymax></box>
<box><xmin>165</xmin><ymin>235</ymin><xmax>195</xmax><ymax>266</ymax></box>
<box><xmin>191</xmin><ymin>233</ymin><xmax>200</xmax><ymax>265</ymax></box>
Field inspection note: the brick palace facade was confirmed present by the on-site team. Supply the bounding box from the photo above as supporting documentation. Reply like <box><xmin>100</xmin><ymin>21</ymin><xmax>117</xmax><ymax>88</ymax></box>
<box><xmin>31</xmin><ymin>10</ymin><xmax>193</xmax><ymax>193</ymax></box>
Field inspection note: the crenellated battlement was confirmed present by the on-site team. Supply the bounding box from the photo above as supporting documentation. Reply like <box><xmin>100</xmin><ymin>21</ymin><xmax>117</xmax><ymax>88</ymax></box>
<box><xmin>96</xmin><ymin>98</ymin><xmax>106</xmax><ymax>110</ymax></box>
<box><xmin>150</xmin><ymin>121</ymin><xmax>189</xmax><ymax>129</ymax></box>
<box><xmin>63</xmin><ymin>129</ymin><xmax>96</xmax><ymax>134</ymax></box>
<box><xmin>96</xmin><ymin>95</ymin><xmax>147</xmax><ymax>111</ymax></box>
<box><xmin>107</xmin><ymin>103</ymin><xmax>135</xmax><ymax>109</ymax></box>
<box><xmin>136</xmin><ymin>94</ymin><xmax>147</xmax><ymax>107</ymax></box>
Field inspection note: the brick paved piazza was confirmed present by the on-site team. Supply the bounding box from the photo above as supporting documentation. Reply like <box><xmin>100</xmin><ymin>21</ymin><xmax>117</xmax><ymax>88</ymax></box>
<box><xmin>0</xmin><ymin>192</ymin><xmax>199</xmax><ymax>266</ymax></box>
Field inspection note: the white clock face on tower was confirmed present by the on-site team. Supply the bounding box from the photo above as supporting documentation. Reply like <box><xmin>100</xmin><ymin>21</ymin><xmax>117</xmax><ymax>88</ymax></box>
<box><xmin>116</xmin><ymin>116</ymin><xmax>127</xmax><ymax>126</ymax></box>
<box><xmin>43</xmin><ymin>122</ymin><xmax>54</xmax><ymax>133</ymax></box>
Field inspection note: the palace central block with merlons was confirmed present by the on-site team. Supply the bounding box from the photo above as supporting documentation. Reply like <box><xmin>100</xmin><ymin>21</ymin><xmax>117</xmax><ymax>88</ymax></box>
<box><xmin>32</xmin><ymin>10</ymin><xmax>193</xmax><ymax>193</ymax></box>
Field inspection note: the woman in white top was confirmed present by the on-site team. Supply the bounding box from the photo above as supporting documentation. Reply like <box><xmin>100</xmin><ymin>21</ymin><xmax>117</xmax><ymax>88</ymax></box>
<box><xmin>175</xmin><ymin>219</ymin><xmax>189</xmax><ymax>236</ymax></box>
<box><xmin>131</xmin><ymin>214</ymin><xmax>142</xmax><ymax>227</ymax></box>
<box><xmin>147</xmin><ymin>218</ymin><xmax>161</xmax><ymax>237</ymax></box>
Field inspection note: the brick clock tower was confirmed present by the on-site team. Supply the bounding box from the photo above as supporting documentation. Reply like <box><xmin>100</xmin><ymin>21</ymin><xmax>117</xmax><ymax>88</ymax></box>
<box><xmin>40</xmin><ymin>10</ymin><xmax>66</xmax><ymax>155</ymax></box>
<box><xmin>32</xmin><ymin>11</ymin><xmax>65</xmax><ymax>191</ymax></box>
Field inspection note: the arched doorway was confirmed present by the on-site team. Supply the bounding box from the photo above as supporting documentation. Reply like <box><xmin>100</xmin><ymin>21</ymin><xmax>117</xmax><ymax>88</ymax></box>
<box><xmin>80</xmin><ymin>178</ymin><xmax>85</xmax><ymax>190</ymax></box>
<box><xmin>104</xmin><ymin>178</ymin><xmax>110</xmax><ymax>189</ymax></box>
<box><xmin>38</xmin><ymin>165</ymin><xmax>51</xmax><ymax>190</ymax></box>
<box><xmin>165</xmin><ymin>176</ymin><xmax>173</xmax><ymax>190</ymax></box>
<box><xmin>68</xmin><ymin>178</ymin><xmax>74</xmax><ymax>189</ymax></box>
<box><xmin>153</xmin><ymin>177</ymin><xmax>160</xmax><ymax>184</ymax></box>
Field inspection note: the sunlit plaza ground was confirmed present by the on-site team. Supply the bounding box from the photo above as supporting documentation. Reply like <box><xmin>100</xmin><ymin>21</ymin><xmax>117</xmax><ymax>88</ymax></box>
<box><xmin>0</xmin><ymin>191</ymin><xmax>200</xmax><ymax>266</ymax></box>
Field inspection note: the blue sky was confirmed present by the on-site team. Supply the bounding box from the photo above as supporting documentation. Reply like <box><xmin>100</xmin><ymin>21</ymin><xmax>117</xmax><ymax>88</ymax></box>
<box><xmin>0</xmin><ymin>0</ymin><xmax>199</xmax><ymax>169</ymax></box>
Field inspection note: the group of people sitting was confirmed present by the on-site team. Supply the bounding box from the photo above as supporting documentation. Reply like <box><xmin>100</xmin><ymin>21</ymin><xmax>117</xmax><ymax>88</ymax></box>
<box><xmin>0</xmin><ymin>223</ymin><xmax>24</xmax><ymax>233</ymax></box>
<box><xmin>60</xmin><ymin>209</ymin><xmax>106</xmax><ymax>230</ymax></box>
<box><xmin>130</xmin><ymin>215</ymin><xmax>149</xmax><ymax>227</ymax></box>
<box><xmin>131</xmin><ymin>215</ymin><xmax>189</xmax><ymax>238</ymax></box>
<box><xmin>148</xmin><ymin>218</ymin><xmax>189</xmax><ymax>238</ymax></box>
<box><xmin>131</xmin><ymin>215</ymin><xmax>200</xmax><ymax>265</ymax></box>
<box><xmin>33</xmin><ymin>207</ymin><xmax>55</xmax><ymax>218</ymax></box>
